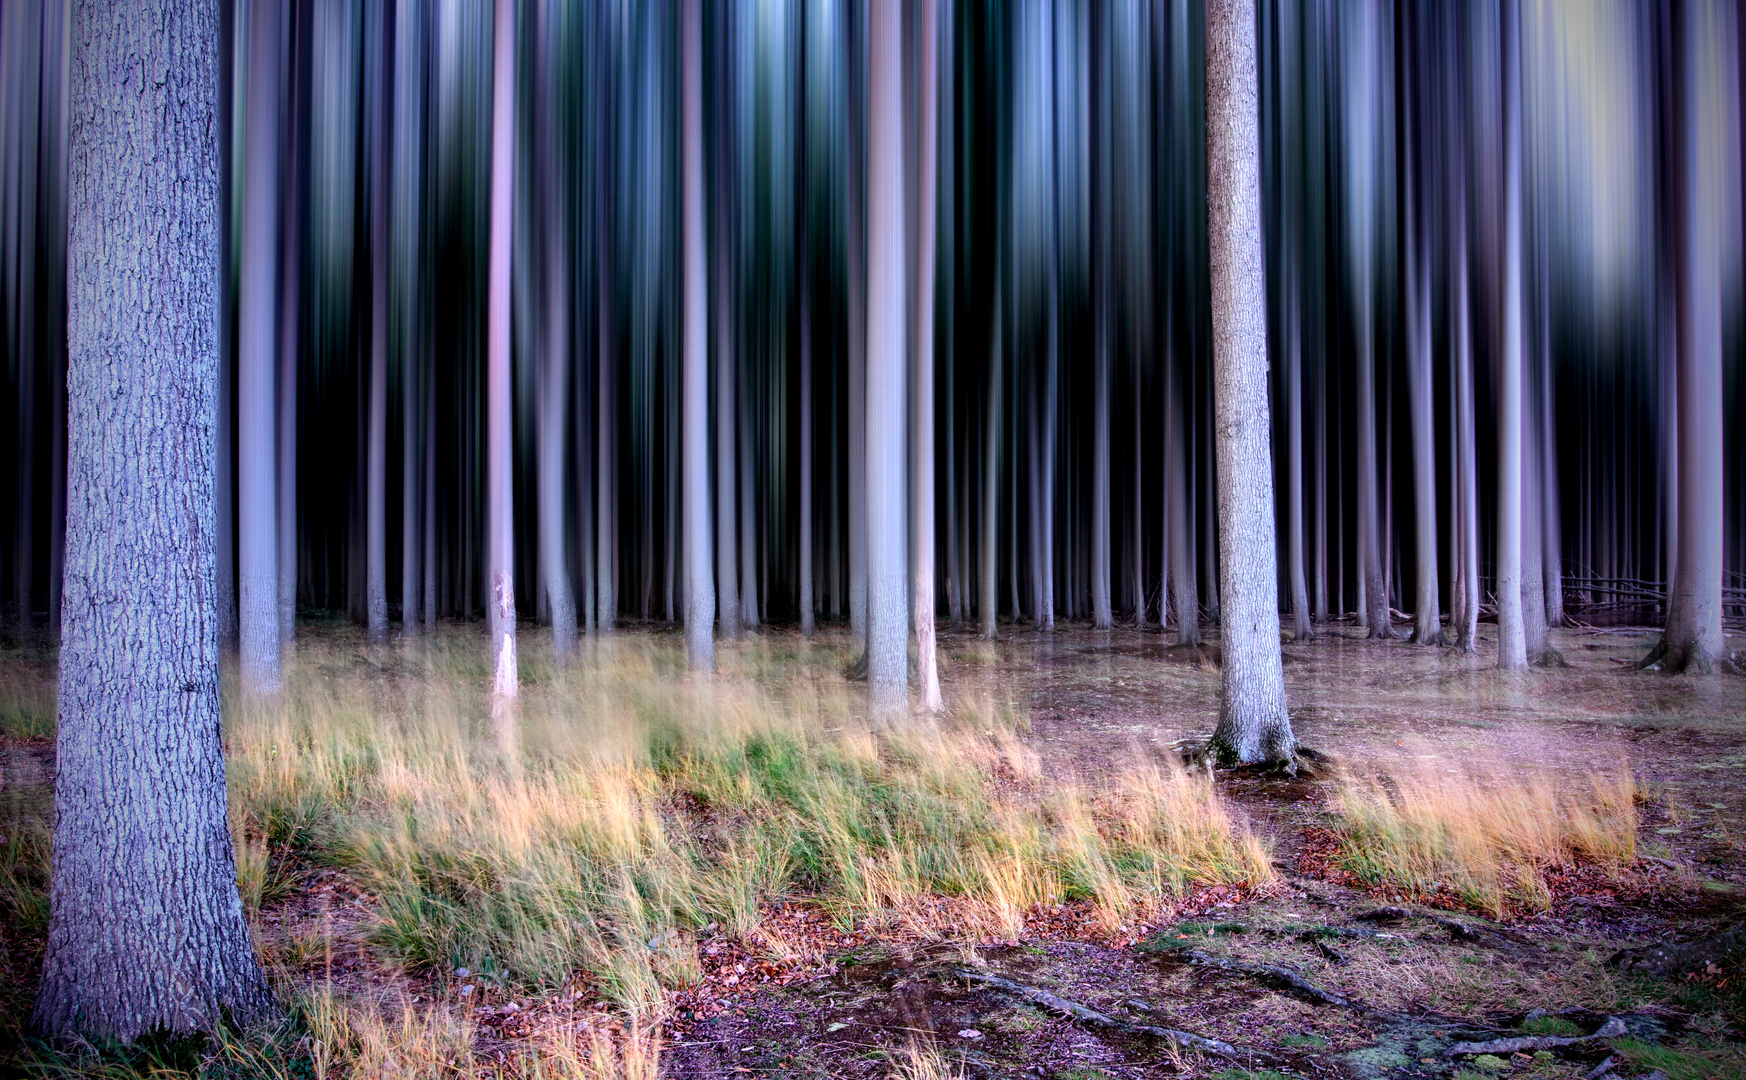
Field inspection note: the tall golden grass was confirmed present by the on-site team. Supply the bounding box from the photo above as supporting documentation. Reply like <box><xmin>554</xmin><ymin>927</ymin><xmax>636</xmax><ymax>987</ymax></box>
<box><xmin>1332</xmin><ymin>753</ymin><xmax>1638</xmax><ymax>918</ymax></box>
<box><xmin>225</xmin><ymin>631</ymin><xmax>1272</xmax><ymax>1021</ymax></box>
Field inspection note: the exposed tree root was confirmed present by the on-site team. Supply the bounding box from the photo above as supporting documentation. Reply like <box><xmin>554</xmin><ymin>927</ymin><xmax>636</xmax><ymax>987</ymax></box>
<box><xmin>951</xmin><ymin>968</ymin><xmax>1254</xmax><ymax>1061</ymax></box>
<box><xmin>1634</xmin><ymin>639</ymin><xmax>1743</xmax><ymax>675</ymax></box>
<box><xmin>1357</xmin><ymin>905</ymin><xmax>1481</xmax><ymax>940</ymax></box>
<box><xmin>1609</xmin><ymin>923</ymin><xmax>1746</xmax><ymax>978</ymax></box>
<box><xmin>1443</xmin><ymin>1016</ymin><xmax>1626</xmax><ymax>1057</ymax></box>
<box><xmin>1177</xmin><ymin>948</ymin><xmax>1387</xmax><ymax>1016</ymax></box>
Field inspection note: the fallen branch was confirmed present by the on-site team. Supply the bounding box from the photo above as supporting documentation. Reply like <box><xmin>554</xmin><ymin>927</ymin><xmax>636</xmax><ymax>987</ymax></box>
<box><xmin>952</xmin><ymin>969</ymin><xmax>1250</xmax><ymax>1061</ymax></box>
<box><xmin>1179</xmin><ymin>949</ymin><xmax>1362</xmax><ymax>1012</ymax></box>
<box><xmin>1356</xmin><ymin>905</ymin><xmax>1482</xmax><ymax>940</ymax></box>
<box><xmin>1444</xmin><ymin>1016</ymin><xmax>1627</xmax><ymax>1057</ymax></box>
<box><xmin>1583</xmin><ymin>1055</ymin><xmax>1620</xmax><ymax>1080</ymax></box>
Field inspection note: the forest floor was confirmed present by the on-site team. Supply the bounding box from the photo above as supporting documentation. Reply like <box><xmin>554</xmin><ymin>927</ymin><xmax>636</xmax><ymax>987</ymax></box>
<box><xmin>2</xmin><ymin>619</ymin><xmax>1745</xmax><ymax>1080</ymax></box>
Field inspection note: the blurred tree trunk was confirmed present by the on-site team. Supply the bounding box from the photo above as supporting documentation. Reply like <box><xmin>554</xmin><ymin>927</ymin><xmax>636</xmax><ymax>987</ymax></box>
<box><xmin>1496</xmin><ymin>0</ymin><xmax>1528</xmax><ymax>671</ymax></box>
<box><xmin>38</xmin><ymin>0</ymin><xmax>275</xmax><ymax>1039</ymax></box>
<box><xmin>866</xmin><ymin>0</ymin><xmax>908</xmax><ymax>717</ymax></box>
<box><xmin>980</xmin><ymin>278</ymin><xmax>1002</xmax><ymax>641</ymax></box>
<box><xmin>238</xmin><ymin>0</ymin><xmax>284</xmax><ymax>694</ymax></box>
<box><xmin>364</xmin><ymin>0</ymin><xmax>390</xmax><ymax>644</ymax></box>
<box><xmin>681</xmin><ymin>0</ymin><xmax>713</xmax><ymax>673</ymax></box>
<box><xmin>847</xmin><ymin>8</ymin><xmax>868</xmax><ymax>647</ymax></box>
<box><xmin>487</xmin><ymin>0</ymin><xmax>518</xmax><ymax>700</ymax></box>
<box><xmin>913</xmin><ymin>0</ymin><xmax>943</xmax><ymax>709</ymax></box>
<box><xmin>1646</xmin><ymin>0</ymin><xmax>1734</xmax><ymax>673</ymax></box>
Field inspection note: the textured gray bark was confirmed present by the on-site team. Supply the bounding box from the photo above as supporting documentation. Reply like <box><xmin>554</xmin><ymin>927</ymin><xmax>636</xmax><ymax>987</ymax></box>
<box><xmin>1495</xmin><ymin>0</ymin><xmax>1528</xmax><ymax>672</ymax></box>
<box><xmin>39</xmin><ymin>0</ymin><xmax>274</xmax><ymax>1039</ymax></box>
<box><xmin>681</xmin><ymin>0</ymin><xmax>714</xmax><ymax>674</ymax></box>
<box><xmin>865</xmin><ymin>0</ymin><xmax>908</xmax><ymax>717</ymax></box>
<box><xmin>487</xmin><ymin>0</ymin><xmax>518</xmax><ymax>699</ymax></box>
<box><xmin>1204</xmin><ymin>0</ymin><xmax>1295</xmax><ymax>768</ymax></box>
<box><xmin>913</xmin><ymin>0</ymin><xmax>943</xmax><ymax>710</ymax></box>
<box><xmin>238</xmin><ymin>1</ymin><xmax>283</xmax><ymax>695</ymax></box>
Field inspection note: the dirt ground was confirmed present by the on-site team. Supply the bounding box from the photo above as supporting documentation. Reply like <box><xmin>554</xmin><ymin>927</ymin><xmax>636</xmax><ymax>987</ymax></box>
<box><xmin>659</xmin><ymin>620</ymin><xmax>1746</xmax><ymax>1079</ymax></box>
<box><xmin>4</xmin><ymin>619</ymin><xmax>1746</xmax><ymax>1079</ymax></box>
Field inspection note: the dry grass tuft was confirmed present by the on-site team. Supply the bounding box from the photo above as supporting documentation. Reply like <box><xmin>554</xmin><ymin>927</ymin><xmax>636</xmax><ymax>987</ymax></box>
<box><xmin>1332</xmin><ymin>753</ymin><xmax>1638</xmax><ymax>917</ymax></box>
<box><xmin>219</xmin><ymin>631</ymin><xmax>1271</xmax><ymax>1017</ymax></box>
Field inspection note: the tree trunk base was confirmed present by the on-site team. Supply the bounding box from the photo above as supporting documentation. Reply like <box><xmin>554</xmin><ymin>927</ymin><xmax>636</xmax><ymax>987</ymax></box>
<box><xmin>1634</xmin><ymin>639</ymin><xmax>1742</xmax><ymax>675</ymax></box>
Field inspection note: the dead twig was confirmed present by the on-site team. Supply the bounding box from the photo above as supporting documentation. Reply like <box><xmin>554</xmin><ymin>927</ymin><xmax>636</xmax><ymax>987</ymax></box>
<box><xmin>1444</xmin><ymin>1016</ymin><xmax>1627</xmax><ymax>1057</ymax></box>
<box><xmin>952</xmin><ymin>968</ymin><xmax>1253</xmax><ymax>1061</ymax></box>
<box><xmin>1179</xmin><ymin>949</ymin><xmax>1374</xmax><ymax>1014</ymax></box>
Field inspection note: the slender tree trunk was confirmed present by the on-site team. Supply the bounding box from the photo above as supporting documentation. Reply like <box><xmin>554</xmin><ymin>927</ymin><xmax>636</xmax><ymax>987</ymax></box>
<box><xmin>540</xmin><ymin>156</ymin><xmax>576</xmax><ymax>664</ymax></box>
<box><xmin>38</xmin><ymin>0</ymin><xmax>275</xmax><ymax>1038</ymax></box>
<box><xmin>1403</xmin><ymin>62</ymin><xmax>1442</xmax><ymax>646</ymax></box>
<box><xmin>980</xmin><ymin>283</ymin><xmax>1002</xmax><ymax>640</ymax></box>
<box><xmin>594</xmin><ymin>8</ymin><xmax>616</xmax><ymax>635</ymax></box>
<box><xmin>1204</xmin><ymin>0</ymin><xmax>1295</xmax><ymax>768</ymax></box>
<box><xmin>866</xmin><ymin>0</ymin><xmax>908</xmax><ymax>717</ymax></box>
<box><xmin>1166</xmin><ymin>352</ymin><xmax>1199</xmax><ymax>645</ymax></box>
<box><xmin>238</xmin><ymin>1</ymin><xmax>283</xmax><ymax>695</ymax></box>
<box><xmin>680</xmin><ymin>0</ymin><xmax>713</xmax><ymax>673</ymax></box>
<box><xmin>1090</xmin><ymin>0</ymin><xmax>1112</xmax><ymax>632</ymax></box>
<box><xmin>912</xmin><ymin>0</ymin><xmax>943</xmax><ymax>710</ymax></box>
<box><xmin>487</xmin><ymin>0</ymin><xmax>518</xmax><ymax>700</ymax></box>
<box><xmin>397</xmin><ymin>0</ymin><xmax>424</xmax><ymax>637</ymax></box>
<box><xmin>277</xmin><ymin>3</ymin><xmax>303</xmax><ymax>649</ymax></box>
<box><xmin>847</xmin><ymin>10</ymin><xmax>869</xmax><ymax>647</ymax></box>
<box><xmin>1496</xmin><ymin>0</ymin><xmax>1528</xmax><ymax>672</ymax></box>
<box><xmin>1286</xmin><ymin>271</ymin><xmax>1311</xmax><ymax>642</ymax></box>
<box><xmin>714</xmin><ymin>23</ymin><xmax>740</xmax><ymax>641</ymax></box>
<box><xmin>798</xmin><ymin>0</ymin><xmax>816</xmax><ymax>638</ymax></box>
<box><xmin>364</xmin><ymin>2</ymin><xmax>390</xmax><ymax>644</ymax></box>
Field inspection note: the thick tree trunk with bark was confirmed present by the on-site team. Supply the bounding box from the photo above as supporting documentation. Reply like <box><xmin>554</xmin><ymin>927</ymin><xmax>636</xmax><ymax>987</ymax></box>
<box><xmin>865</xmin><ymin>0</ymin><xmax>908</xmax><ymax>717</ymax></box>
<box><xmin>1204</xmin><ymin>0</ymin><xmax>1295</xmax><ymax>768</ymax></box>
<box><xmin>487</xmin><ymin>0</ymin><xmax>518</xmax><ymax>700</ymax></box>
<box><xmin>39</xmin><ymin>0</ymin><xmax>275</xmax><ymax>1039</ymax></box>
<box><xmin>238</xmin><ymin>1</ymin><xmax>283</xmax><ymax>695</ymax></box>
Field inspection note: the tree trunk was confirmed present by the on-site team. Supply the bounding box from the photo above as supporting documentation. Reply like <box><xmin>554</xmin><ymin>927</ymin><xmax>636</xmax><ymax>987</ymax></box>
<box><xmin>238</xmin><ymin>0</ymin><xmax>283</xmax><ymax>695</ymax></box>
<box><xmin>866</xmin><ymin>0</ymin><xmax>908</xmax><ymax>717</ymax></box>
<box><xmin>980</xmin><ymin>283</ymin><xmax>1002</xmax><ymax>640</ymax></box>
<box><xmin>364</xmin><ymin>2</ymin><xmax>390</xmax><ymax>644</ymax></box>
<box><xmin>1204</xmin><ymin>0</ymin><xmax>1295</xmax><ymax>768</ymax></box>
<box><xmin>1496</xmin><ymin>0</ymin><xmax>1528</xmax><ymax>672</ymax></box>
<box><xmin>38</xmin><ymin>0</ymin><xmax>275</xmax><ymax>1039</ymax></box>
<box><xmin>540</xmin><ymin>154</ymin><xmax>577</xmax><ymax>664</ymax></box>
<box><xmin>396</xmin><ymin>0</ymin><xmax>423</xmax><ymax>637</ymax></box>
<box><xmin>847</xmin><ymin>9</ymin><xmax>869</xmax><ymax>647</ymax></box>
<box><xmin>681</xmin><ymin>0</ymin><xmax>713</xmax><ymax>673</ymax></box>
<box><xmin>1647</xmin><ymin>0</ymin><xmax>1733</xmax><ymax>673</ymax></box>
<box><xmin>798</xmin><ymin>0</ymin><xmax>816</xmax><ymax>638</ymax></box>
<box><xmin>1166</xmin><ymin>352</ymin><xmax>1199</xmax><ymax>645</ymax></box>
<box><xmin>1090</xmin><ymin>0</ymin><xmax>1113</xmax><ymax>633</ymax></box>
<box><xmin>912</xmin><ymin>0</ymin><xmax>943</xmax><ymax>710</ymax></box>
<box><xmin>1403</xmin><ymin>61</ymin><xmax>1442</xmax><ymax>647</ymax></box>
<box><xmin>487</xmin><ymin>0</ymin><xmax>518</xmax><ymax>700</ymax></box>
<box><xmin>714</xmin><ymin>21</ymin><xmax>740</xmax><ymax>640</ymax></box>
